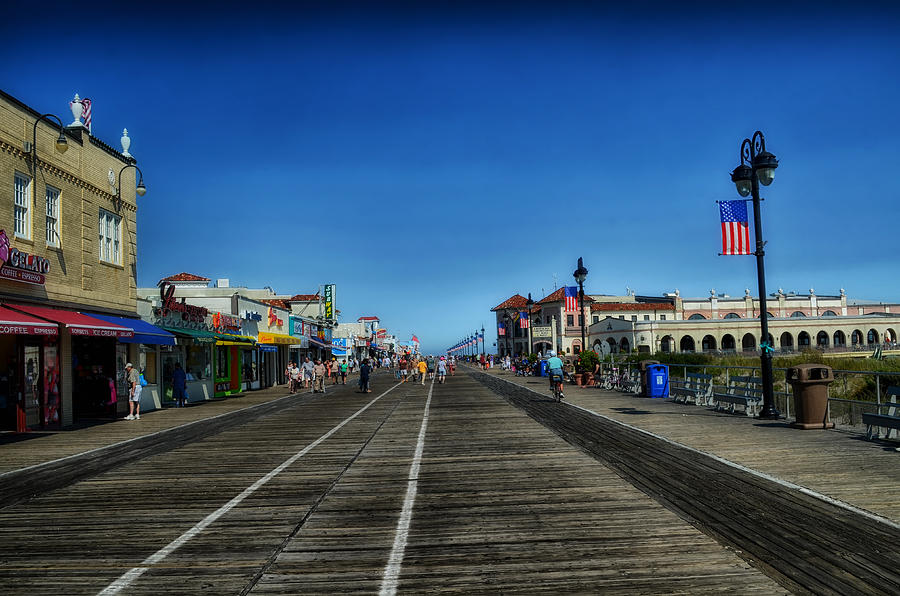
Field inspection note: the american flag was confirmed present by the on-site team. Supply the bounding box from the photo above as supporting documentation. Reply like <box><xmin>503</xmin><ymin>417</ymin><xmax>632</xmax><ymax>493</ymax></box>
<box><xmin>81</xmin><ymin>98</ymin><xmax>92</xmax><ymax>132</ymax></box>
<box><xmin>719</xmin><ymin>200</ymin><xmax>751</xmax><ymax>255</ymax></box>
<box><xmin>564</xmin><ymin>286</ymin><xmax>578</xmax><ymax>311</ymax></box>
<box><xmin>519</xmin><ymin>311</ymin><xmax>529</xmax><ymax>329</ymax></box>
<box><xmin>498</xmin><ymin>322</ymin><xmax>506</xmax><ymax>336</ymax></box>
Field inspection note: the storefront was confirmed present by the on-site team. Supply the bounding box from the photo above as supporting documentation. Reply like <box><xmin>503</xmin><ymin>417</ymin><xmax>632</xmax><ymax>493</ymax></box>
<box><xmin>2</xmin><ymin>303</ymin><xmax>134</xmax><ymax>423</ymax></box>
<box><xmin>88</xmin><ymin>314</ymin><xmax>176</xmax><ymax>413</ymax></box>
<box><xmin>158</xmin><ymin>327</ymin><xmax>217</xmax><ymax>404</ymax></box>
<box><xmin>289</xmin><ymin>316</ymin><xmax>311</xmax><ymax>365</ymax></box>
<box><xmin>0</xmin><ymin>306</ymin><xmax>60</xmax><ymax>432</ymax></box>
<box><xmin>257</xmin><ymin>331</ymin><xmax>293</xmax><ymax>388</ymax></box>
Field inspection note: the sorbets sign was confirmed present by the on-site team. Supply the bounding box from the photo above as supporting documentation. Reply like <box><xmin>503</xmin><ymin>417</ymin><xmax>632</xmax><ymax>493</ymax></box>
<box><xmin>0</xmin><ymin>230</ymin><xmax>50</xmax><ymax>286</ymax></box>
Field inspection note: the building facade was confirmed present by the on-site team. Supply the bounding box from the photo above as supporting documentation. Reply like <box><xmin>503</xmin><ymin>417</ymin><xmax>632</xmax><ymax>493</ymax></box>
<box><xmin>0</xmin><ymin>90</ymin><xmax>152</xmax><ymax>430</ymax></box>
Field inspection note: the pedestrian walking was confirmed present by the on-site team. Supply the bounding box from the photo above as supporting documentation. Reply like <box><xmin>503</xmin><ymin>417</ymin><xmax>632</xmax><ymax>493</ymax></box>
<box><xmin>417</xmin><ymin>358</ymin><xmax>427</xmax><ymax>385</ymax></box>
<box><xmin>340</xmin><ymin>359</ymin><xmax>348</xmax><ymax>384</ymax></box>
<box><xmin>330</xmin><ymin>358</ymin><xmax>339</xmax><ymax>384</ymax></box>
<box><xmin>437</xmin><ymin>356</ymin><xmax>447</xmax><ymax>384</ymax></box>
<box><xmin>302</xmin><ymin>357</ymin><xmax>314</xmax><ymax>389</ymax></box>
<box><xmin>359</xmin><ymin>359</ymin><xmax>371</xmax><ymax>393</ymax></box>
<box><xmin>313</xmin><ymin>359</ymin><xmax>326</xmax><ymax>393</ymax></box>
<box><xmin>124</xmin><ymin>362</ymin><xmax>141</xmax><ymax>420</ymax></box>
<box><xmin>172</xmin><ymin>362</ymin><xmax>187</xmax><ymax>407</ymax></box>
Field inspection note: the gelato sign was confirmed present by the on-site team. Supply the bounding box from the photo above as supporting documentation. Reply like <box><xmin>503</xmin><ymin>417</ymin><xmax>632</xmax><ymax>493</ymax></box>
<box><xmin>0</xmin><ymin>230</ymin><xmax>50</xmax><ymax>285</ymax></box>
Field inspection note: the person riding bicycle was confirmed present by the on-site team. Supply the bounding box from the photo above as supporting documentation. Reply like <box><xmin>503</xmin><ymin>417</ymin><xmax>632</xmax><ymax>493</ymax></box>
<box><xmin>547</xmin><ymin>350</ymin><xmax>564</xmax><ymax>398</ymax></box>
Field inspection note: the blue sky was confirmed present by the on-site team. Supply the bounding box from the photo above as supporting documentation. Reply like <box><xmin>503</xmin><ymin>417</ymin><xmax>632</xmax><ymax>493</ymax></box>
<box><xmin>4</xmin><ymin>2</ymin><xmax>900</xmax><ymax>354</ymax></box>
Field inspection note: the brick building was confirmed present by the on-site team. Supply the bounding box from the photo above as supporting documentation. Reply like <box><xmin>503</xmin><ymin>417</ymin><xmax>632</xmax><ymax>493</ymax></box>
<box><xmin>0</xmin><ymin>89</ymin><xmax>154</xmax><ymax>430</ymax></box>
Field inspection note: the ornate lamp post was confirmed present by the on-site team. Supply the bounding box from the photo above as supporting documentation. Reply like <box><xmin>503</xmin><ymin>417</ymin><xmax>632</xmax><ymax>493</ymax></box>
<box><xmin>525</xmin><ymin>293</ymin><xmax>534</xmax><ymax>355</ymax></box>
<box><xmin>24</xmin><ymin>114</ymin><xmax>69</xmax><ymax>159</ymax></box>
<box><xmin>504</xmin><ymin>312</ymin><xmax>513</xmax><ymax>357</ymax></box>
<box><xmin>730</xmin><ymin>130</ymin><xmax>779</xmax><ymax>419</ymax></box>
<box><xmin>573</xmin><ymin>257</ymin><xmax>588</xmax><ymax>356</ymax></box>
<box><xmin>115</xmin><ymin>164</ymin><xmax>147</xmax><ymax>210</ymax></box>
<box><xmin>481</xmin><ymin>325</ymin><xmax>485</xmax><ymax>358</ymax></box>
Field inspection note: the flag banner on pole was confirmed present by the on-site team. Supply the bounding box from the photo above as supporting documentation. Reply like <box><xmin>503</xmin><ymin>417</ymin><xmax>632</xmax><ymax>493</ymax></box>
<box><xmin>564</xmin><ymin>286</ymin><xmax>578</xmax><ymax>311</ymax></box>
<box><xmin>498</xmin><ymin>322</ymin><xmax>506</xmax><ymax>336</ymax></box>
<box><xmin>719</xmin><ymin>200</ymin><xmax>752</xmax><ymax>255</ymax></box>
<box><xmin>411</xmin><ymin>335</ymin><xmax>419</xmax><ymax>344</ymax></box>
<box><xmin>519</xmin><ymin>311</ymin><xmax>529</xmax><ymax>328</ymax></box>
<box><xmin>82</xmin><ymin>98</ymin><xmax>92</xmax><ymax>132</ymax></box>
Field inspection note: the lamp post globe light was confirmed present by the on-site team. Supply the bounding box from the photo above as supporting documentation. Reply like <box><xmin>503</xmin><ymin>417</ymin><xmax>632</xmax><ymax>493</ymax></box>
<box><xmin>730</xmin><ymin>130</ymin><xmax>779</xmax><ymax>419</ymax></box>
<box><xmin>116</xmin><ymin>164</ymin><xmax>147</xmax><ymax>210</ymax></box>
<box><xmin>573</xmin><ymin>257</ymin><xmax>588</xmax><ymax>357</ymax></box>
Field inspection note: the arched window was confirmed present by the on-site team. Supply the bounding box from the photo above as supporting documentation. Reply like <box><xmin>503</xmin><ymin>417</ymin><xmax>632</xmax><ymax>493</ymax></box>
<box><xmin>702</xmin><ymin>335</ymin><xmax>717</xmax><ymax>352</ymax></box>
<box><xmin>816</xmin><ymin>331</ymin><xmax>829</xmax><ymax>347</ymax></box>
<box><xmin>798</xmin><ymin>331</ymin><xmax>811</xmax><ymax>347</ymax></box>
<box><xmin>660</xmin><ymin>335</ymin><xmax>673</xmax><ymax>353</ymax></box>
<box><xmin>721</xmin><ymin>334</ymin><xmax>736</xmax><ymax>351</ymax></box>
<box><xmin>680</xmin><ymin>336</ymin><xmax>696</xmax><ymax>352</ymax></box>
<box><xmin>867</xmin><ymin>329</ymin><xmax>879</xmax><ymax>344</ymax></box>
<box><xmin>607</xmin><ymin>338</ymin><xmax>617</xmax><ymax>354</ymax></box>
<box><xmin>887</xmin><ymin>329</ymin><xmax>896</xmax><ymax>344</ymax></box>
<box><xmin>533</xmin><ymin>316</ymin><xmax>542</xmax><ymax>325</ymax></box>
<box><xmin>833</xmin><ymin>330</ymin><xmax>846</xmax><ymax>347</ymax></box>
<box><xmin>851</xmin><ymin>330</ymin><xmax>863</xmax><ymax>345</ymax></box>
<box><xmin>822</xmin><ymin>310</ymin><xmax>837</xmax><ymax>317</ymax></box>
<box><xmin>741</xmin><ymin>333</ymin><xmax>756</xmax><ymax>351</ymax></box>
<box><xmin>723</xmin><ymin>313</ymin><xmax>741</xmax><ymax>319</ymax></box>
<box><xmin>619</xmin><ymin>338</ymin><xmax>630</xmax><ymax>353</ymax></box>
<box><xmin>781</xmin><ymin>332</ymin><xmax>794</xmax><ymax>351</ymax></box>
<box><xmin>790</xmin><ymin>311</ymin><xmax>806</xmax><ymax>318</ymax></box>
<box><xmin>688</xmin><ymin>313</ymin><xmax>707</xmax><ymax>320</ymax></box>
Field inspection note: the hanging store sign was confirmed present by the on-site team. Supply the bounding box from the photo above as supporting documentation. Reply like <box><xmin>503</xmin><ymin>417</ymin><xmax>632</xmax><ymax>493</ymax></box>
<box><xmin>532</xmin><ymin>325</ymin><xmax>552</xmax><ymax>338</ymax></box>
<box><xmin>0</xmin><ymin>230</ymin><xmax>50</xmax><ymax>286</ymax></box>
<box><xmin>324</xmin><ymin>284</ymin><xmax>335</xmax><ymax>319</ymax></box>
<box><xmin>155</xmin><ymin>283</ymin><xmax>208</xmax><ymax>323</ymax></box>
<box><xmin>211</xmin><ymin>311</ymin><xmax>241</xmax><ymax>332</ymax></box>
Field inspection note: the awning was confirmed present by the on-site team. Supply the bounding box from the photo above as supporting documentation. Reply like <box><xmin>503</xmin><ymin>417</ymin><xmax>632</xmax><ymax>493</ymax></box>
<box><xmin>309</xmin><ymin>336</ymin><xmax>332</xmax><ymax>349</ymax></box>
<box><xmin>6</xmin><ymin>303</ymin><xmax>134</xmax><ymax>338</ymax></box>
<box><xmin>161</xmin><ymin>326</ymin><xmax>219</xmax><ymax>344</ymax></box>
<box><xmin>87</xmin><ymin>314</ymin><xmax>175</xmax><ymax>346</ymax></box>
<box><xmin>0</xmin><ymin>306</ymin><xmax>59</xmax><ymax>336</ymax></box>
<box><xmin>257</xmin><ymin>332</ymin><xmax>294</xmax><ymax>345</ymax></box>
<box><xmin>216</xmin><ymin>333</ymin><xmax>254</xmax><ymax>346</ymax></box>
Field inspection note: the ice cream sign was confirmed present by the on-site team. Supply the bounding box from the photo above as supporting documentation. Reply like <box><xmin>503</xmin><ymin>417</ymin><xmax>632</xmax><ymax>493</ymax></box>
<box><xmin>0</xmin><ymin>230</ymin><xmax>50</xmax><ymax>285</ymax></box>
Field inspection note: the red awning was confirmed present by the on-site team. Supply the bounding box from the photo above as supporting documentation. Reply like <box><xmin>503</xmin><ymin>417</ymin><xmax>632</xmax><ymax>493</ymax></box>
<box><xmin>5</xmin><ymin>304</ymin><xmax>135</xmax><ymax>338</ymax></box>
<box><xmin>0</xmin><ymin>306</ymin><xmax>59</xmax><ymax>336</ymax></box>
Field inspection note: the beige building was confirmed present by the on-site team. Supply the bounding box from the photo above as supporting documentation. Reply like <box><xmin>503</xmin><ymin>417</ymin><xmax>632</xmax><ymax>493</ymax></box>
<box><xmin>0</xmin><ymin>89</ymin><xmax>148</xmax><ymax>430</ymax></box>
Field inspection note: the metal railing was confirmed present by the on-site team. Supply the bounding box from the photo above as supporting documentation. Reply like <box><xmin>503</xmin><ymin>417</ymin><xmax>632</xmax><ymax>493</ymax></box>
<box><xmin>598</xmin><ymin>360</ymin><xmax>898</xmax><ymax>434</ymax></box>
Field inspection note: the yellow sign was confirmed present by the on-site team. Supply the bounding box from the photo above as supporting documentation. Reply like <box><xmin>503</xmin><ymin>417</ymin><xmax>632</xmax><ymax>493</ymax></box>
<box><xmin>257</xmin><ymin>332</ymin><xmax>294</xmax><ymax>345</ymax></box>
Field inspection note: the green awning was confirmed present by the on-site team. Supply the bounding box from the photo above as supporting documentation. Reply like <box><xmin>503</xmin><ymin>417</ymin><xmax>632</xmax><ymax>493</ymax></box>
<box><xmin>160</xmin><ymin>326</ymin><xmax>220</xmax><ymax>343</ymax></box>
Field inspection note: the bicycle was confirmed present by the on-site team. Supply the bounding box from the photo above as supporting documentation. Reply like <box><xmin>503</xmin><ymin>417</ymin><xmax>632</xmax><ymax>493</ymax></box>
<box><xmin>550</xmin><ymin>372</ymin><xmax>564</xmax><ymax>401</ymax></box>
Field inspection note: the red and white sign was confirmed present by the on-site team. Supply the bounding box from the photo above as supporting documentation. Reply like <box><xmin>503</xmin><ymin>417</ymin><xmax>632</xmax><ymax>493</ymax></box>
<box><xmin>0</xmin><ymin>230</ymin><xmax>50</xmax><ymax>286</ymax></box>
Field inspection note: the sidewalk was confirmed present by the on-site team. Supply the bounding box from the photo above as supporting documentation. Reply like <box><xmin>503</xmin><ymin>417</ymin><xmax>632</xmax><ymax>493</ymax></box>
<box><xmin>0</xmin><ymin>384</ymin><xmax>297</xmax><ymax>476</ymax></box>
<box><xmin>476</xmin><ymin>366</ymin><xmax>900</xmax><ymax>525</ymax></box>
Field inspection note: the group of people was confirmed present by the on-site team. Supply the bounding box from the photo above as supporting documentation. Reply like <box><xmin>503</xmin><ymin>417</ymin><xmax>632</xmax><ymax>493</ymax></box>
<box><xmin>394</xmin><ymin>354</ymin><xmax>454</xmax><ymax>384</ymax></box>
<box><xmin>285</xmin><ymin>357</ymin><xmax>349</xmax><ymax>394</ymax></box>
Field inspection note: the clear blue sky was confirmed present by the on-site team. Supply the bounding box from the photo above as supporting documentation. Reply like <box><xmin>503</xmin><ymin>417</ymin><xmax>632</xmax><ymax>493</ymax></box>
<box><xmin>4</xmin><ymin>2</ymin><xmax>900</xmax><ymax>355</ymax></box>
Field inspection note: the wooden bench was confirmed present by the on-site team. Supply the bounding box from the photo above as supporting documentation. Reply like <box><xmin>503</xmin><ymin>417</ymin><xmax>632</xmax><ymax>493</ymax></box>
<box><xmin>671</xmin><ymin>373</ymin><xmax>714</xmax><ymax>405</ymax></box>
<box><xmin>713</xmin><ymin>375</ymin><xmax>763</xmax><ymax>417</ymax></box>
<box><xmin>862</xmin><ymin>386</ymin><xmax>900</xmax><ymax>441</ymax></box>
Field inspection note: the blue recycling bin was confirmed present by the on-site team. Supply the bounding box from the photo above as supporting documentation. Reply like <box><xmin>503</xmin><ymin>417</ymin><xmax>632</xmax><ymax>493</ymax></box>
<box><xmin>539</xmin><ymin>360</ymin><xmax>549</xmax><ymax>377</ymax></box>
<box><xmin>646</xmin><ymin>364</ymin><xmax>669</xmax><ymax>398</ymax></box>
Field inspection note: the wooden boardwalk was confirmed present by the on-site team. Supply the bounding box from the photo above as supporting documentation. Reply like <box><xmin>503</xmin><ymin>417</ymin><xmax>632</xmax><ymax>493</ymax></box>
<box><xmin>0</xmin><ymin>370</ymin><xmax>785</xmax><ymax>594</ymax></box>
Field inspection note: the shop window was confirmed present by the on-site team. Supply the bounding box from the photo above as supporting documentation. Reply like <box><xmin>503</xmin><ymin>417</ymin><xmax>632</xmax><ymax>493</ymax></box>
<box><xmin>242</xmin><ymin>349</ymin><xmax>258</xmax><ymax>382</ymax></box>
<box><xmin>14</xmin><ymin>172</ymin><xmax>31</xmax><ymax>239</ymax></box>
<box><xmin>216</xmin><ymin>346</ymin><xmax>228</xmax><ymax>378</ymax></box>
<box><xmin>140</xmin><ymin>348</ymin><xmax>157</xmax><ymax>384</ymax></box>
<box><xmin>99</xmin><ymin>209</ymin><xmax>122</xmax><ymax>265</ymax></box>
<box><xmin>45</xmin><ymin>185</ymin><xmax>60</xmax><ymax>247</ymax></box>
<box><xmin>187</xmin><ymin>345</ymin><xmax>210</xmax><ymax>379</ymax></box>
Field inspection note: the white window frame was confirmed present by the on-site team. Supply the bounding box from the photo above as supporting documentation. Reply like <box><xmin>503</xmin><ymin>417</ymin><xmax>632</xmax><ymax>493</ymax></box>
<box><xmin>99</xmin><ymin>209</ymin><xmax>122</xmax><ymax>265</ymax></box>
<box><xmin>14</xmin><ymin>172</ymin><xmax>32</xmax><ymax>240</ymax></box>
<box><xmin>45</xmin><ymin>185</ymin><xmax>60</xmax><ymax>247</ymax></box>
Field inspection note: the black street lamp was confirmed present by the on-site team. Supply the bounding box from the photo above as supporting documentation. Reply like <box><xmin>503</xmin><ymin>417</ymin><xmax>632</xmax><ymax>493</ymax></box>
<box><xmin>475</xmin><ymin>329</ymin><xmax>479</xmax><ymax>360</ymax></box>
<box><xmin>116</xmin><ymin>164</ymin><xmax>147</xmax><ymax>211</ymax></box>
<box><xmin>731</xmin><ymin>130</ymin><xmax>779</xmax><ymax>419</ymax></box>
<box><xmin>573</xmin><ymin>257</ymin><xmax>588</xmax><ymax>356</ymax></box>
<box><xmin>504</xmin><ymin>312</ymin><xmax>513</xmax><ymax>357</ymax></box>
<box><xmin>481</xmin><ymin>325</ymin><xmax>485</xmax><ymax>357</ymax></box>
<box><xmin>24</xmin><ymin>113</ymin><xmax>69</xmax><ymax>160</ymax></box>
<box><xmin>525</xmin><ymin>292</ymin><xmax>534</xmax><ymax>355</ymax></box>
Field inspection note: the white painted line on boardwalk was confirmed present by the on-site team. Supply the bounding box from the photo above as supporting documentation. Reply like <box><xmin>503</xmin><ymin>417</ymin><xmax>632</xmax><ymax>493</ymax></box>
<box><xmin>496</xmin><ymin>374</ymin><xmax>900</xmax><ymax>532</ymax></box>
<box><xmin>0</xmin><ymin>393</ymin><xmax>299</xmax><ymax>479</ymax></box>
<box><xmin>97</xmin><ymin>381</ymin><xmax>402</xmax><ymax>596</ymax></box>
<box><xmin>380</xmin><ymin>376</ymin><xmax>435</xmax><ymax>596</ymax></box>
